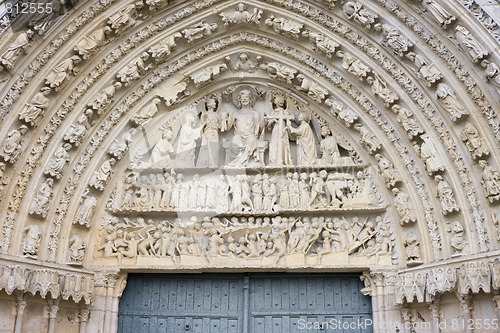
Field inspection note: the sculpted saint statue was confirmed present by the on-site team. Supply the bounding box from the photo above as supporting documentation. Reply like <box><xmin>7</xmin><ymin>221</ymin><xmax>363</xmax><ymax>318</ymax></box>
<box><xmin>226</xmin><ymin>89</ymin><xmax>265</xmax><ymax>166</ymax></box>
<box><xmin>197</xmin><ymin>97</ymin><xmax>222</xmax><ymax>168</ymax></box>
<box><xmin>19</xmin><ymin>87</ymin><xmax>51</xmax><ymax>126</ymax></box>
<box><xmin>266</xmin><ymin>94</ymin><xmax>293</xmax><ymax>166</ymax></box>
<box><xmin>150</xmin><ymin>128</ymin><xmax>174</xmax><ymax>168</ymax></box>
<box><xmin>0</xmin><ymin>125</ymin><xmax>29</xmax><ymax>164</ymax></box>
<box><xmin>0</xmin><ymin>30</ymin><xmax>34</xmax><ymax>69</ymax></box>
<box><xmin>288</xmin><ymin>113</ymin><xmax>317</xmax><ymax>165</ymax></box>
<box><xmin>175</xmin><ymin>113</ymin><xmax>202</xmax><ymax>167</ymax></box>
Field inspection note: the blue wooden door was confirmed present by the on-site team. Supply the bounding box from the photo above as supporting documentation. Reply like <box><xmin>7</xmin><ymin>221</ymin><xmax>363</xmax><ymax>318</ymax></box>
<box><xmin>118</xmin><ymin>274</ymin><xmax>372</xmax><ymax>333</ymax></box>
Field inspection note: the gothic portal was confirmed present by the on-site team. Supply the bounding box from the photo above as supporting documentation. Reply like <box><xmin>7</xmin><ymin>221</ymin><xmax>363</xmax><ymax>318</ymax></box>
<box><xmin>0</xmin><ymin>0</ymin><xmax>499</xmax><ymax>332</ymax></box>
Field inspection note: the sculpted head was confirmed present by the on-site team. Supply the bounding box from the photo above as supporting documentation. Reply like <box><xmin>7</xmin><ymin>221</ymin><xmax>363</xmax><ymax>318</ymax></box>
<box><xmin>238</xmin><ymin>89</ymin><xmax>251</xmax><ymax>107</ymax></box>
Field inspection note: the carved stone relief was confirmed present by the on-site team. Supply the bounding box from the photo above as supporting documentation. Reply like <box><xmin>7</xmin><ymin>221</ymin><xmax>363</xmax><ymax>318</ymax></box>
<box><xmin>220</xmin><ymin>3</ymin><xmax>263</xmax><ymax>26</ymax></box>
<box><xmin>22</xmin><ymin>225</ymin><xmax>42</xmax><ymax>257</ymax></box>
<box><xmin>18</xmin><ymin>87</ymin><xmax>51</xmax><ymax>126</ymax></box>
<box><xmin>29</xmin><ymin>178</ymin><xmax>54</xmax><ymax>219</ymax></box>
<box><xmin>0</xmin><ymin>30</ymin><xmax>34</xmax><ymax>70</ymax></box>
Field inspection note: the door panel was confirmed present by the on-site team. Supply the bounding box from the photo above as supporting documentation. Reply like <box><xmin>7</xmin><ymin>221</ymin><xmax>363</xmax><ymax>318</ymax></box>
<box><xmin>118</xmin><ymin>274</ymin><xmax>372</xmax><ymax>333</ymax></box>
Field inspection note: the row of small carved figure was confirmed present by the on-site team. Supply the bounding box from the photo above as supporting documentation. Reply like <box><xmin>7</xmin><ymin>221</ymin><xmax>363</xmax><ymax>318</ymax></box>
<box><xmin>112</xmin><ymin>170</ymin><xmax>378</xmax><ymax>213</ymax></box>
<box><xmin>100</xmin><ymin>215</ymin><xmax>393</xmax><ymax>262</ymax></box>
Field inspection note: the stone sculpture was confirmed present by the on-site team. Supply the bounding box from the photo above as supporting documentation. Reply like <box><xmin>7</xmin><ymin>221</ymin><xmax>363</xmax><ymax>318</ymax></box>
<box><xmin>319</xmin><ymin>126</ymin><xmax>340</xmax><ymax>165</ymax></box>
<box><xmin>448</xmin><ymin>221</ymin><xmax>466</xmax><ymax>256</ymax></box>
<box><xmin>391</xmin><ymin>105</ymin><xmax>424</xmax><ymax>139</ymax></box>
<box><xmin>63</xmin><ymin>109</ymin><xmax>93</xmax><ymax>146</ymax></box>
<box><xmin>295</xmin><ymin>74</ymin><xmax>328</xmax><ymax>102</ymax></box>
<box><xmin>366</xmin><ymin>74</ymin><xmax>399</xmax><ymax>107</ymax></box>
<box><xmin>342</xmin><ymin>1</ymin><xmax>378</xmax><ymax>29</ymax></box>
<box><xmin>478</xmin><ymin>160</ymin><xmax>500</xmax><ymax>203</ymax></box>
<box><xmin>436</xmin><ymin>83</ymin><xmax>469</xmax><ymax>121</ymax></box>
<box><xmin>0</xmin><ymin>30</ymin><xmax>34</xmax><ymax>69</ymax></box>
<box><xmin>68</xmin><ymin>234</ymin><xmax>86</xmax><ymax>263</ymax></box>
<box><xmin>108</xmin><ymin>128</ymin><xmax>137</xmax><ymax>160</ymax></box>
<box><xmin>29</xmin><ymin>178</ymin><xmax>54</xmax><ymax>218</ymax></box>
<box><xmin>265</xmin><ymin>15</ymin><xmax>303</xmax><ymax>39</ymax></box>
<box><xmin>337</xmin><ymin>51</ymin><xmax>371</xmax><ymax>80</ymax></box>
<box><xmin>302</xmin><ymin>30</ymin><xmax>339</xmax><ymax>58</ymax></box>
<box><xmin>353</xmin><ymin>123</ymin><xmax>381</xmax><ymax>154</ymax></box>
<box><xmin>190</xmin><ymin>63</ymin><xmax>228</xmax><ymax>88</ymax></box>
<box><xmin>460</xmin><ymin>123</ymin><xmax>489</xmax><ymax>160</ymax></box>
<box><xmin>75</xmin><ymin>190</ymin><xmax>97</xmax><ymax>227</ymax></box>
<box><xmin>220</xmin><ymin>3</ymin><xmax>262</xmax><ymax>26</ymax></box>
<box><xmin>374</xmin><ymin>23</ymin><xmax>413</xmax><ymax>57</ymax></box>
<box><xmin>325</xmin><ymin>98</ymin><xmax>358</xmax><ymax>126</ymax></box>
<box><xmin>107</xmin><ymin>2</ymin><xmax>143</xmax><ymax>34</ymax></box>
<box><xmin>74</xmin><ymin>26</ymin><xmax>113</xmax><ymax>59</ymax></box>
<box><xmin>22</xmin><ymin>225</ymin><xmax>42</xmax><ymax>257</ymax></box>
<box><xmin>87</xmin><ymin>82</ymin><xmax>122</xmax><ymax>113</ymax></box>
<box><xmin>148</xmin><ymin>32</ymin><xmax>182</xmax><ymax>63</ymax></box>
<box><xmin>44</xmin><ymin>143</ymin><xmax>71</xmax><ymax>179</ymax></box>
<box><xmin>419</xmin><ymin>133</ymin><xmax>445</xmax><ymax>174</ymax></box>
<box><xmin>435</xmin><ymin>175</ymin><xmax>459</xmax><ymax>215</ymax></box>
<box><xmin>45</xmin><ymin>55</ymin><xmax>81</xmax><ymax>91</ymax></box>
<box><xmin>392</xmin><ymin>188</ymin><xmax>416</xmax><ymax>224</ymax></box>
<box><xmin>420</xmin><ymin>0</ymin><xmax>455</xmax><ymax>28</ymax></box>
<box><xmin>266</xmin><ymin>93</ymin><xmax>293</xmax><ymax>166</ymax></box>
<box><xmin>175</xmin><ymin>114</ymin><xmax>203</xmax><ymax>167</ymax></box>
<box><xmin>197</xmin><ymin>96</ymin><xmax>223</xmax><ymax>168</ymax></box>
<box><xmin>481</xmin><ymin>60</ymin><xmax>500</xmax><ymax>91</ymax></box>
<box><xmin>375</xmin><ymin>154</ymin><xmax>402</xmax><ymax>188</ymax></box>
<box><xmin>404</xmin><ymin>231</ymin><xmax>422</xmax><ymax>266</ymax></box>
<box><xmin>405</xmin><ymin>52</ymin><xmax>442</xmax><ymax>86</ymax></box>
<box><xmin>182</xmin><ymin>20</ymin><xmax>218</xmax><ymax>43</ymax></box>
<box><xmin>260</xmin><ymin>62</ymin><xmax>297</xmax><ymax>84</ymax></box>
<box><xmin>116</xmin><ymin>52</ymin><xmax>151</xmax><ymax>86</ymax></box>
<box><xmin>132</xmin><ymin>98</ymin><xmax>162</xmax><ymax>127</ymax></box>
<box><xmin>18</xmin><ymin>87</ymin><xmax>51</xmax><ymax>126</ymax></box>
<box><xmin>0</xmin><ymin>125</ymin><xmax>29</xmax><ymax>164</ymax></box>
<box><xmin>89</xmin><ymin>158</ymin><xmax>116</xmax><ymax>191</ymax></box>
<box><xmin>454</xmin><ymin>25</ymin><xmax>489</xmax><ymax>63</ymax></box>
<box><xmin>288</xmin><ymin>113</ymin><xmax>317</xmax><ymax>165</ymax></box>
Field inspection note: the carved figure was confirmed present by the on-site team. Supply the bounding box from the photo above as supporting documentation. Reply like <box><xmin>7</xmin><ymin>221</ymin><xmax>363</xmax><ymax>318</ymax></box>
<box><xmin>479</xmin><ymin>160</ymin><xmax>500</xmax><ymax>203</ymax></box>
<box><xmin>296</xmin><ymin>74</ymin><xmax>328</xmax><ymax>102</ymax></box>
<box><xmin>260</xmin><ymin>62</ymin><xmax>297</xmax><ymax>84</ymax></box>
<box><xmin>375</xmin><ymin>154</ymin><xmax>401</xmax><ymax>188</ymax></box>
<box><xmin>309</xmin><ymin>171</ymin><xmax>328</xmax><ymax>208</ymax></box>
<box><xmin>0</xmin><ymin>30</ymin><xmax>34</xmax><ymax>69</ymax></box>
<box><xmin>44</xmin><ymin>143</ymin><xmax>71</xmax><ymax>179</ymax></box>
<box><xmin>421</xmin><ymin>0</ymin><xmax>455</xmax><ymax>28</ymax></box>
<box><xmin>302</xmin><ymin>30</ymin><xmax>339</xmax><ymax>58</ymax></box>
<box><xmin>108</xmin><ymin>128</ymin><xmax>136</xmax><ymax>160</ymax></box>
<box><xmin>197</xmin><ymin>96</ymin><xmax>222</xmax><ymax>168</ymax></box>
<box><xmin>75</xmin><ymin>190</ymin><xmax>97</xmax><ymax>227</ymax></box>
<box><xmin>148</xmin><ymin>32</ymin><xmax>182</xmax><ymax>63</ymax></box>
<box><xmin>89</xmin><ymin>158</ymin><xmax>116</xmax><ymax>191</ymax></box>
<box><xmin>63</xmin><ymin>109</ymin><xmax>93</xmax><ymax>146</ymax></box>
<box><xmin>392</xmin><ymin>188</ymin><xmax>416</xmax><ymax>224</ymax></box>
<box><xmin>0</xmin><ymin>125</ymin><xmax>29</xmax><ymax>164</ymax></box>
<box><xmin>342</xmin><ymin>1</ymin><xmax>378</xmax><ymax>29</ymax></box>
<box><xmin>226</xmin><ymin>52</ymin><xmax>261</xmax><ymax>72</ymax></box>
<box><xmin>29</xmin><ymin>178</ymin><xmax>54</xmax><ymax>218</ymax></box>
<box><xmin>454</xmin><ymin>25</ymin><xmax>489</xmax><ymax>63</ymax></box>
<box><xmin>68</xmin><ymin>234</ymin><xmax>86</xmax><ymax>263</ymax></box>
<box><xmin>404</xmin><ymin>231</ymin><xmax>422</xmax><ymax>265</ymax></box>
<box><xmin>220</xmin><ymin>3</ymin><xmax>262</xmax><ymax>26</ymax></box>
<box><xmin>267</xmin><ymin>93</ymin><xmax>293</xmax><ymax>166</ymax></box>
<box><xmin>449</xmin><ymin>221</ymin><xmax>466</xmax><ymax>256</ymax></box>
<box><xmin>22</xmin><ymin>225</ymin><xmax>42</xmax><ymax>257</ymax></box>
<box><xmin>19</xmin><ymin>87</ymin><xmax>51</xmax><ymax>126</ymax></box>
<box><xmin>288</xmin><ymin>113</ymin><xmax>317</xmax><ymax>165</ymax></box>
<box><xmin>391</xmin><ymin>105</ymin><xmax>423</xmax><ymax>139</ymax></box>
<box><xmin>117</xmin><ymin>52</ymin><xmax>151</xmax><ymax>86</ymax></box>
<box><xmin>405</xmin><ymin>52</ymin><xmax>442</xmax><ymax>86</ymax></box>
<box><xmin>353</xmin><ymin>123</ymin><xmax>381</xmax><ymax>154</ymax></box>
<box><xmin>374</xmin><ymin>23</ymin><xmax>413</xmax><ymax>57</ymax></box>
<box><xmin>74</xmin><ymin>26</ymin><xmax>113</xmax><ymax>59</ymax></box>
<box><xmin>337</xmin><ymin>51</ymin><xmax>371</xmax><ymax>80</ymax></box>
<box><xmin>88</xmin><ymin>82</ymin><xmax>122</xmax><ymax>112</ymax></box>
<box><xmin>27</xmin><ymin>0</ymin><xmax>66</xmax><ymax>35</ymax></box>
<box><xmin>460</xmin><ymin>123</ymin><xmax>489</xmax><ymax>160</ymax></box>
<box><xmin>481</xmin><ymin>60</ymin><xmax>500</xmax><ymax>91</ymax></box>
<box><xmin>319</xmin><ymin>126</ymin><xmax>340</xmax><ymax>165</ymax></box>
<box><xmin>325</xmin><ymin>98</ymin><xmax>358</xmax><ymax>126</ymax></box>
<box><xmin>175</xmin><ymin>114</ymin><xmax>202</xmax><ymax>167</ymax></box>
<box><xmin>190</xmin><ymin>63</ymin><xmax>227</xmax><ymax>87</ymax></box>
<box><xmin>132</xmin><ymin>98</ymin><xmax>161</xmax><ymax>126</ymax></box>
<box><xmin>436</xmin><ymin>83</ymin><xmax>469</xmax><ymax>121</ymax></box>
<box><xmin>107</xmin><ymin>2</ymin><xmax>143</xmax><ymax>34</ymax></box>
<box><xmin>419</xmin><ymin>134</ymin><xmax>445</xmax><ymax>174</ymax></box>
<box><xmin>265</xmin><ymin>15</ymin><xmax>303</xmax><ymax>39</ymax></box>
<box><xmin>226</xmin><ymin>89</ymin><xmax>265</xmax><ymax>166</ymax></box>
<box><xmin>435</xmin><ymin>175</ymin><xmax>459</xmax><ymax>215</ymax></box>
<box><xmin>366</xmin><ymin>74</ymin><xmax>399</xmax><ymax>106</ymax></box>
<box><xmin>45</xmin><ymin>55</ymin><xmax>81</xmax><ymax>91</ymax></box>
<box><xmin>182</xmin><ymin>20</ymin><xmax>218</xmax><ymax>43</ymax></box>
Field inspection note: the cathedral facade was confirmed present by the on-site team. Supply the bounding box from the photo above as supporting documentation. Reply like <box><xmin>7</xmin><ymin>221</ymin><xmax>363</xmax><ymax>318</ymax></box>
<box><xmin>0</xmin><ymin>0</ymin><xmax>499</xmax><ymax>332</ymax></box>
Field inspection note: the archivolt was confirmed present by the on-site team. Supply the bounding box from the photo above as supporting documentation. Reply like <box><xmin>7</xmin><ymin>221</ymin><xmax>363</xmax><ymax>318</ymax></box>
<box><xmin>0</xmin><ymin>0</ymin><xmax>498</xmax><ymax>271</ymax></box>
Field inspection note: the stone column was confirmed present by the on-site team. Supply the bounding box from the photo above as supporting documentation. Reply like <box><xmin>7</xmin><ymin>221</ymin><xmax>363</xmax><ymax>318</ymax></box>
<box><xmin>458</xmin><ymin>293</ymin><xmax>474</xmax><ymax>333</ymax></box>
<box><xmin>78</xmin><ymin>308</ymin><xmax>90</xmax><ymax>333</ymax></box>
<box><xmin>493</xmin><ymin>295</ymin><xmax>500</xmax><ymax>319</ymax></box>
<box><xmin>14</xmin><ymin>293</ymin><xmax>28</xmax><ymax>333</ymax></box>
<box><xmin>429</xmin><ymin>296</ymin><xmax>442</xmax><ymax>333</ymax></box>
<box><xmin>86</xmin><ymin>273</ymin><xmax>109</xmax><ymax>333</ymax></box>
<box><xmin>46</xmin><ymin>299</ymin><xmax>60</xmax><ymax>333</ymax></box>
